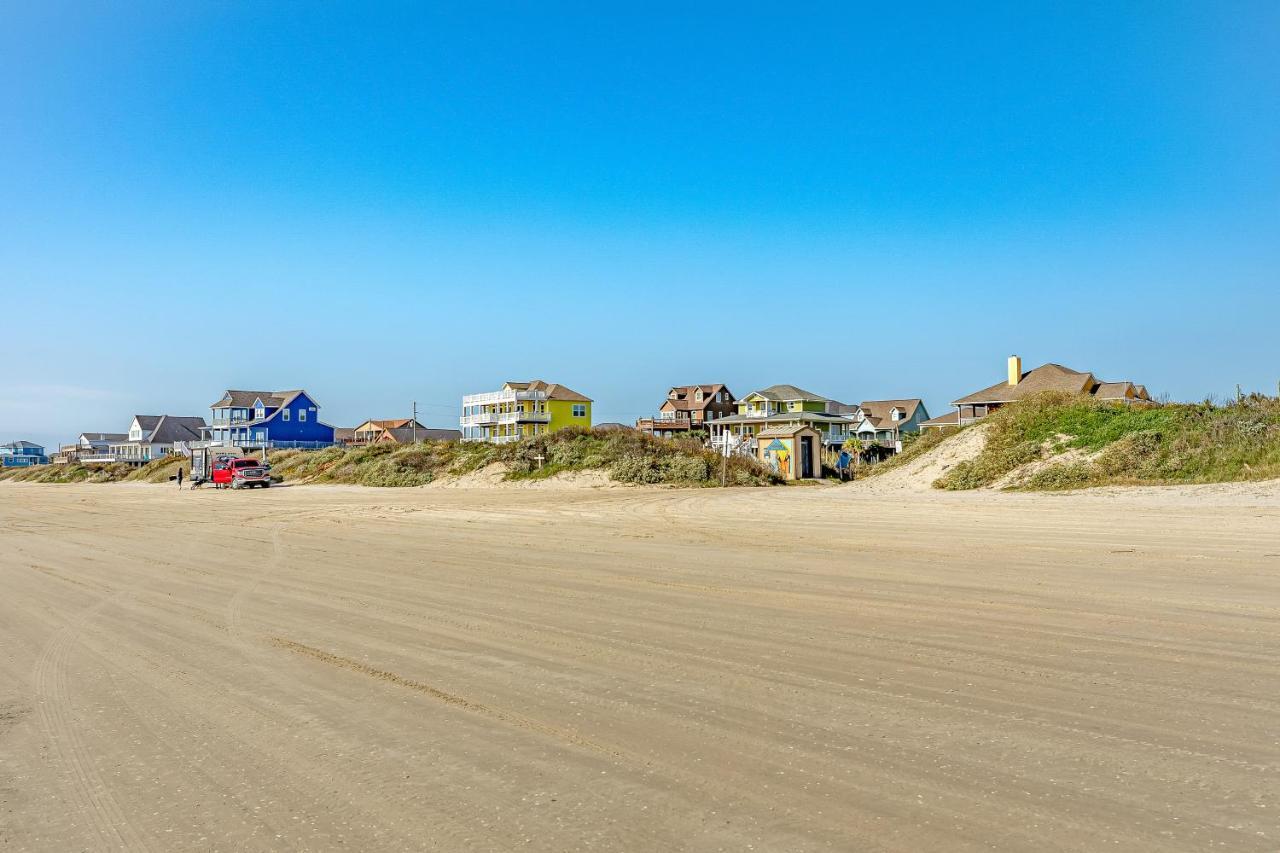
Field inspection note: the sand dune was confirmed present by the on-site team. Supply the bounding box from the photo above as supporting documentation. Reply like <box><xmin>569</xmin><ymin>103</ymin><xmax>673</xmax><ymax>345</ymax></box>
<box><xmin>1</xmin><ymin>481</ymin><xmax>1277</xmax><ymax>851</ymax></box>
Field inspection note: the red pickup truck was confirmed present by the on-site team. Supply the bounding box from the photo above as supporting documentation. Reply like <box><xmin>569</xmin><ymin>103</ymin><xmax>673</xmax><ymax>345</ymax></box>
<box><xmin>213</xmin><ymin>457</ymin><xmax>272</xmax><ymax>489</ymax></box>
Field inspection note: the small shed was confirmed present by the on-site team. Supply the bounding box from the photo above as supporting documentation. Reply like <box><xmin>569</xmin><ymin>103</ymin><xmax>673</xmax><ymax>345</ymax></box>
<box><xmin>756</xmin><ymin>424</ymin><xmax>821</xmax><ymax>480</ymax></box>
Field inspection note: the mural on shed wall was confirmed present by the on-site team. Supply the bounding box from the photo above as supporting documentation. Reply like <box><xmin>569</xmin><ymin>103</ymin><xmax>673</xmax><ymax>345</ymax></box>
<box><xmin>763</xmin><ymin>438</ymin><xmax>792</xmax><ymax>477</ymax></box>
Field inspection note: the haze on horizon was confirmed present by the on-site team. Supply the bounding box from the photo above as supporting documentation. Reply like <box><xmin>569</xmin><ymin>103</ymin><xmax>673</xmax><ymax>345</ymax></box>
<box><xmin>2</xmin><ymin>3</ymin><xmax>1277</xmax><ymax>449</ymax></box>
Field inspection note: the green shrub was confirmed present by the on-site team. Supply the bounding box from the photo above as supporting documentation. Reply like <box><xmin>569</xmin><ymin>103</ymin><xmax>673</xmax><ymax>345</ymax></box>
<box><xmin>1023</xmin><ymin>461</ymin><xmax>1097</xmax><ymax>490</ymax></box>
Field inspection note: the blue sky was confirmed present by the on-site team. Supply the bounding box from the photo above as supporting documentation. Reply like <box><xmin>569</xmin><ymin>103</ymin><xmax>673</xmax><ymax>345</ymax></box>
<box><xmin>2</xmin><ymin>2</ymin><xmax>1277</xmax><ymax>449</ymax></box>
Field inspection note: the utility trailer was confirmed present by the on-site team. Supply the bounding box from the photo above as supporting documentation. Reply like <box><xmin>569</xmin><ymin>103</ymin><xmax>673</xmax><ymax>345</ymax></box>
<box><xmin>189</xmin><ymin>445</ymin><xmax>273</xmax><ymax>489</ymax></box>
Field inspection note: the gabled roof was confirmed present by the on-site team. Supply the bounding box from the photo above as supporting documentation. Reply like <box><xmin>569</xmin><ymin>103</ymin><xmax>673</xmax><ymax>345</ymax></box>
<box><xmin>859</xmin><ymin>399</ymin><xmax>924</xmax><ymax>424</ymax></box>
<box><xmin>506</xmin><ymin>379</ymin><xmax>592</xmax><ymax>402</ymax></box>
<box><xmin>758</xmin><ymin>424</ymin><xmax>820</xmax><ymax>438</ymax></box>
<box><xmin>1093</xmin><ymin>381</ymin><xmax>1141</xmax><ymax>400</ymax></box>
<box><xmin>663</xmin><ymin>384</ymin><xmax>731</xmax><ymax>411</ymax></box>
<box><xmin>0</xmin><ymin>440</ymin><xmax>43</xmax><ymax>449</ymax></box>
<box><xmin>133</xmin><ymin>415</ymin><xmax>163</xmax><ymax>432</ymax></box>
<box><xmin>147</xmin><ymin>415</ymin><xmax>207</xmax><ymax>444</ymax></box>
<box><xmin>743</xmin><ymin>384</ymin><xmax>831</xmax><ymax>403</ymax></box>
<box><xmin>952</xmin><ymin>362</ymin><xmax>1152</xmax><ymax>407</ymax></box>
<box><xmin>355</xmin><ymin>418</ymin><xmax>425</xmax><ymax>432</ymax></box>
<box><xmin>80</xmin><ymin>432</ymin><xmax>127</xmax><ymax>442</ymax></box>
<box><xmin>211</xmin><ymin>389</ymin><xmax>311</xmax><ymax>409</ymax></box>
<box><xmin>953</xmin><ymin>364</ymin><xmax>1095</xmax><ymax>406</ymax></box>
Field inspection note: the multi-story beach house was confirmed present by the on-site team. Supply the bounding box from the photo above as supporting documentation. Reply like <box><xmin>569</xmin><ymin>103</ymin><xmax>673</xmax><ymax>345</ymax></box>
<box><xmin>460</xmin><ymin>380</ymin><xmax>592</xmax><ymax>443</ymax></box>
<box><xmin>708</xmin><ymin>384</ymin><xmax>855</xmax><ymax>454</ymax></box>
<box><xmin>109</xmin><ymin>415</ymin><xmax>208</xmax><ymax>464</ymax></box>
<box><xmin>0</xmin><ymin>440</ymin><xmax>48</xmax><ymax>467</ymax></box>
<box><xmin>203</xmin><ymin>389</ymin><xmax>336</xmax><ymax>448</ymax></box>
<box><xmin>848</xmin><ymin>399</ymin><xmax>930</xmax><ymax>449</ymax></box>
<box><xmin>636</xmin><ymin>384</ymin><xmax>736</xmax><ymax>438</ymax></box>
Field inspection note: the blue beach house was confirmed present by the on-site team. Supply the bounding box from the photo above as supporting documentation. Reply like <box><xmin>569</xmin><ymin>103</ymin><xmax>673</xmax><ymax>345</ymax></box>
<box><xmin>204</xmin><ymin>389</ymin><xmax>336</xmax><ymax>448</ymax></box>
<box><xmin>0</xmin><ymin>440</ymin><xmax>49</xmax><ymax>466</ymax></box>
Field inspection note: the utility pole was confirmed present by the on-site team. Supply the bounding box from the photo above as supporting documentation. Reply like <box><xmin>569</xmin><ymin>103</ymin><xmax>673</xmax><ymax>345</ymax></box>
<box><xmin>412</xmin><ymin>401</ymin><xmax>418</xmax><ymax>443</ymax></box>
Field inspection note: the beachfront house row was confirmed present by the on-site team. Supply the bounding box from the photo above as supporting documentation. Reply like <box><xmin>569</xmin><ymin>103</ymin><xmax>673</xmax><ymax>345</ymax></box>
<box><xmin>203</xmin><ymin>389</ymin><xmax>337</xmax><ymax>448</ymax></box>
<box><xmin>0</xmin><ymin>440</ymin><xmax>48</xmax><ymax>467</ymax></box>
<box><xmin>108</xmin><ymin>415</ymin><xmax>208</xmax><ymax>464</ymax></box>
<box><xmin>708</xmin><ymin>385</ymin><xmax>855</xmax><ymax>454</ymax></box>
<box><xmin>920</xmin><ymin>356</ymin><xmax>1152</xmax><ymax>431</ymax></box>
<box><xmin>636</xmin><ymin>384</ymin><xmax>736</xmax><ymax>437</ymax></box>
<box><xmin>460</xmin><ymin>380</ymin><xmax>592</xmax><ymax>444</ymax></box>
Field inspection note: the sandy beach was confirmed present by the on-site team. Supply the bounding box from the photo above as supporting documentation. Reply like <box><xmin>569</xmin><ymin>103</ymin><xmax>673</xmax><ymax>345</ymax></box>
<box><xmin>1</xmin><ymin>480</ymin><xmax>1277</xmax><ymax>851</ymax></box>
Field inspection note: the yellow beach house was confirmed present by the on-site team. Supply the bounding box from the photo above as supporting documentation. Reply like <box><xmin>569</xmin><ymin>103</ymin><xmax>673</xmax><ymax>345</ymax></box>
<box><xmin>460</xmin><ymin>380</ymin><xmax>592</xmax><ymax>443</ymax></box>
<box><xmin>708</xmin><ymin>384</ymin><xmax>855</xmax><ymax>455</ymax></box>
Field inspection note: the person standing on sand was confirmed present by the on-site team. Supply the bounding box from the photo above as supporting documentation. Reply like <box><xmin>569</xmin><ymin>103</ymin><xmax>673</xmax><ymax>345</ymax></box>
<box><xmin>177</xmin><ymin>466</ymin><xmax>184</xmax><ymax>490</ymax></box>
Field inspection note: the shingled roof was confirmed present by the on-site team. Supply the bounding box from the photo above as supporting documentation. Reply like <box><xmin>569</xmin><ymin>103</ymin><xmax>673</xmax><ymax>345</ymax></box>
<box><xmin>858</xmin><ymin>399</ymin><xmax>924</xmax><ymax>427</ymax></box>
<box><xmin>919</xmin><ymin>410</ymin><xmax>962</xmax><ymax>428</ymax></box>
<box><xmin>506</xmin><ymin>380</ymin><xmax>592</xmax><ymax>402</ymax></box>
<box><xmin>356</xmin><ymin>418</ymin><xmax>426</xmax><ymax>432</ymax></box>
<box><xmin>952</xmin><ymin>363</ymin><xmax>1152</xmax><ymax>406</ymax></box>
<box><xmin>147</xmin><ymin>416</ymin><xmax>207</xmax><ymax>444</ymax></box>
<box><xmin>80</xmin><ymin>432</ymin><xmax>127</xmax><ymax>442</ymax></box>
<box><xmin>663</xmin><ymin>384</ymin><xmax>731</xmax><ymax>411</ymax></box>
<box><xmin>210</xmin><ymin>390</ymin><xmax>308</xmax><ymax>409</ymax></box>
<box><xmin>744</xmin><ymin>384</ymin><xmax>831</xmax><ymax>403</ymax></box>
<box><xmin>123</xmin><ymin>416</ymin><xmax>206</xmax><ymax>444</ymax></box>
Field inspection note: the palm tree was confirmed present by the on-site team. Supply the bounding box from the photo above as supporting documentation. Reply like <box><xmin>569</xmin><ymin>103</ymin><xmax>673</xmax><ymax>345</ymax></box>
<box><xmin>842</xmin><ymin>436</ymin><xmax>864</xmax><ymax>476</ymax></box>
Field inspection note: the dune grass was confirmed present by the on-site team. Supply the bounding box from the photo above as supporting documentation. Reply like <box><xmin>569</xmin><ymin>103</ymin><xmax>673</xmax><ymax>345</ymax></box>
<box><xmin>934</xmin><ymin>391</ymin><xmax>1280</xmax><ymax>490</ymax></box>
<box><xmin>0</xmin><ymin>453</ymin><xmax>193</xmax><ymax>484</ymax></box>
<box><xmin>265</xmin><ymin>427</ymin><xmax>780</xmax><ymax>487</ymax></box>
<box><xmin>0</xmin><ymin>461</ymin><xmax>132</xmax><ymax>483</ymax></box>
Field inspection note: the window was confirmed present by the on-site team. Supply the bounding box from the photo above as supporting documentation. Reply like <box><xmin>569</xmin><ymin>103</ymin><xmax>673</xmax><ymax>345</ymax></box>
<box><xmin>282</xmin><ymin>409</ymin><xmax>290</xmax><ymax>421</ymax></box>
<box><xmin>298</xmin><ymin>409</ymin><xmax>307</xmax><ymax>422</ymax></box>
<box><xmin>572</xmin><ymin>404</ymin><xmax>586</xmax><ymax>417</ymax></box>
<box><xmin>255</xmin><ymin>407</ymin><xmax>264</xmax><ymax>419</ymax></box>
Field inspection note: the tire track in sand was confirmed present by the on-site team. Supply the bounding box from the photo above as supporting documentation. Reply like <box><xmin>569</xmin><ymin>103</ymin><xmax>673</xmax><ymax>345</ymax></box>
<box><xmin>32</xmin><ymin>592</ymin><xmax>155</xmax><ymax>852</ymax></box>
<box><xmin>270</xmin><ymin>637</ymin><xmax>626</xmax><ymax>760</ymax></box>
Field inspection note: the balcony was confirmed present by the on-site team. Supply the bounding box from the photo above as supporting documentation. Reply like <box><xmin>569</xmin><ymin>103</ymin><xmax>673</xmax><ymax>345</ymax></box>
<box><xmin>79</xmin><ymin>454</ymin><xmax>119</xmax><ymax>464</ymax></box>
<box><xmin>462</xmin><ymin>389</ymin><xmax>549</xmax><ymax>406</ymax></box>
<box><xmin>496</xmin><ymin>410</ymin><xmax>550</xmax><ymax>424</ymax></box>
<box><xmin>461</xmin><ymin>411</ymin><xmax>499</xmax><ymax>426</ymax></box>
<box><xmin>637</xmin><ymin>416</ymin><xmax>693</xmax><ymax>433</ymax></box>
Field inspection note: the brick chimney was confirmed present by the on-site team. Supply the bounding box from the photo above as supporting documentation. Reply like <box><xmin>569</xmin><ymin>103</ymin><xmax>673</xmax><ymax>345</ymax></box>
<box><xmin>1008</xmin><ymin>355</ymin><xmax>1022</xmax><ymax>386</ymax></box>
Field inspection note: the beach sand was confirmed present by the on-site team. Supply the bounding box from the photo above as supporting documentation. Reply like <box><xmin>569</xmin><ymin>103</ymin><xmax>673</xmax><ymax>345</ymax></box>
<box><xmin>1</xmin><ymin>480</ymin><xmax>1277</xmax><ymax>851</ymax></box>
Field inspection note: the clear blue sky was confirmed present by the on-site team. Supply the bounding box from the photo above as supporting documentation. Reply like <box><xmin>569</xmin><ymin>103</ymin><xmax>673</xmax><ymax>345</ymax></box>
<box><xmin>2</xmin><ymin>2</ymin><xmax>1277</xmax><ymax>449</ymax></box>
